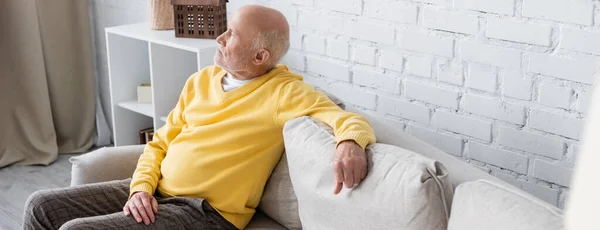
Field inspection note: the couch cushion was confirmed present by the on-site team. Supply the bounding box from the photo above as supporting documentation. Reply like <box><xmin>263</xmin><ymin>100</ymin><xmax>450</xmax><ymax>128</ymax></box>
<box><xmin>283</xmin><ymin>116</ymin><xmax>453</xmax><ymax>230</ymax></box>
<box><xmin>70</xmin><ymin>145</ymin><xmax>145</xmax><ymax>186</ymax></box>
<box><xmin>245</xmin><ymin>211</ymin><xmax>287</xmax><ymax>230</ymax></box>
<box><xmin>447</xmin><ymin>180</ymin><xmax>563</xmax><ymax>230</ymax></box>
<box><xmin>258</xmin><ymin>152</ymin><xmax>301</xmax><ymax>229</ymax></box>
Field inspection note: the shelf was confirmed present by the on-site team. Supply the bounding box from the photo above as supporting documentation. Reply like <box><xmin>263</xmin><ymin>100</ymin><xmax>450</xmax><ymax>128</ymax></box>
<box><xmin>117</xmin><ymin>101</ymin><xmax>154</xmax><ymax>117</ymax></box>
<box><xmin>106</xmin><ymin>23</ymin><xmax>217</xmax><ymax>53</ymax></box>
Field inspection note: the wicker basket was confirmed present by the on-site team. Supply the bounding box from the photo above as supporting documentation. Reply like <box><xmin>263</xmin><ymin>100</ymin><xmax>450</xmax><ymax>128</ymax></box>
<box><xmin>150</xmin><ymin>0</ymin><xmax>174</xmax><ymax>30</ymax></box>
<box><xmin>171</xmin><ymin>0</ymin><xmax>228</xmax><ymax>39</ymax></box>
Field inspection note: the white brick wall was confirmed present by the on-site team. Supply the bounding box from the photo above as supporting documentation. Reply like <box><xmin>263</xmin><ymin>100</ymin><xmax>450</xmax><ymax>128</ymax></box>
<box><xmin>405</xmin><ymin>81</ymin><xmax>459</xmax><ymax>109</ymax></box>
<box><xmin>327</xmin><ymin>38</ymin><xmax>349</xmax><ymax>60</ymax></box>
<box><xmin>423</xmin><ymin>7</ymin><xmax>479</xmax><ymax>35</ymax></box>
<box><xmin>399</xmin><ymin>32</ymin><xmax>454</xmax><ymax>58</ymax></box>
<box><xmin>364</xmin><ymin>1</ymin><xmax>417</xmax><ymax>24</ymax></box>
<box><xmin>562</xmin><ymin>29</ymin><xmax>600</xmax><ymax>56</ymax></box>
<box><xmin>353</xmin><ymin>67</ymin><xmax>399</xmax><ymax>94</ymax></box>
<box><xmin>462</xmin><ymin>94</ymin><xmax>526</xmax><ymax>125</ymax></box>
<box><xmin>304</xmin><ymin>35</ymin><xmax>325</xmax><ymax>54</ymax></box>
<box><xmin>522</xmin><ymin>0</ymin><xmax>594</xmax><ymax>26</ymax></box>
<box><xmin>539</xmin><ymin>83</ymin><xmax>572</xmax><ymax>109</ymax></box>
<box><xmin>353</xmin><ymin>45</ymin><xmax>376</xmax><ymax>65</ymax></box>
<box><xmin>306</xmin><ymin>56</ymin><xmax>350</xmax><ymax>82</ymax></box>
<box><xmin>407</xmin><ymin>125</ymin><xmax>464</xmax><ymax>156</ymax></box>
<box><xmin>529</xmin><ymin>109</ymin><xmax>582</xmax><ymax>140</ymax></box>
<box><xmin>501</xmin><ymin>70</ymin><xmax>532</xmax><ymax>100</ymax></box>
<box><xmin>434</xmin><ymin>111</ymin><xmax>492</xmax><ymax>141</ymax></box>
<box><xmin>526</xmin><ymin>53</ymin><xmax>597</xmax><ymax>84</ymax></box>
<box><xmin>467</xmin><ymin>65</ymin><xmax>497</xmax><ymax>92</ymax></box>
<box><xmin>461</xmin><ymin>41</ymin><xmax>521</xmax><ymax>69</ymax></box>
<box><xmin>533</xmin><ymin>159</ymin><xmax>573</xmax><ymax>187</ymax></box>
<box><xmin>406</xmin><ymin>56</ymin><xmax>433</xmax><ymax>78</ymax></box>
<box><xmin>454</xmin><ymin>0</ymin><xmax>515</xmax><ymax>16</ymax></box>
<box><xmin>497</xmin><ymin>126</ymin><xmax>564</xmax><ymax>159</ymax></box>
<box><xmin>93</xmin><ymin>0</ymin><xmax>597</xmax><ymax>210</ymax></box>
<box><xmin>469</xmin><ymin>142</ymin><xmax>529</xmax><ymax>174</ymax></box>
<box><xmin>485</xmin><ymin>17</ymin><xmax>552</xmax><ymax>46</ymax></box>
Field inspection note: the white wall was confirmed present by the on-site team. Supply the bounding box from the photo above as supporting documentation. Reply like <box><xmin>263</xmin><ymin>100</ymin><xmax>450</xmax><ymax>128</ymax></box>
<box><xmin>90</xmin><ymin>0</ymin><xmax>598</xmax><ymax>208</ymax></box>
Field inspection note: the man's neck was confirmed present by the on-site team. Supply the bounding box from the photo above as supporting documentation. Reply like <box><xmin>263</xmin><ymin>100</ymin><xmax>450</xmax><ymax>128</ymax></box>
<box><xmin>227</xmin><ymin>66</ymin><xmax>272</xmax><ymax>81</ymax></box>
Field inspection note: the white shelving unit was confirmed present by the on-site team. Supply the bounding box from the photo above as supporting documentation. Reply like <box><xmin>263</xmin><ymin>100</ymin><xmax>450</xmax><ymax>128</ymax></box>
<box><xmin>106</xmin><ymin>22</ymin><xmax>217</xmax><ymax>146</ymax></box>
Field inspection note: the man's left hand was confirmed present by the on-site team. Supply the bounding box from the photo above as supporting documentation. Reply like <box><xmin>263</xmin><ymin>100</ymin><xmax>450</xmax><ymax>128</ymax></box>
<box><xmin>333</xmin><ymin>140</ymin><xmax>368</xmax><ymax>194</ymax></box>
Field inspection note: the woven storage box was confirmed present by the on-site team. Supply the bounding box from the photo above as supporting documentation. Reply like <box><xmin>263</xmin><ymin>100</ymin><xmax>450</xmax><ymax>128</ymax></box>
<box><xmin>171</xmin><ymin>0</ymin><xmax>228</xmax><ymax>39</ymax></box>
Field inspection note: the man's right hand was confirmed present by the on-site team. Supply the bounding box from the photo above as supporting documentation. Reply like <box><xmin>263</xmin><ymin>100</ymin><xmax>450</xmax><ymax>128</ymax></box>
<box><xmin>123</xmin><ymin>191</ymin><xmax>158</xmax><ymax>225</ymax></box>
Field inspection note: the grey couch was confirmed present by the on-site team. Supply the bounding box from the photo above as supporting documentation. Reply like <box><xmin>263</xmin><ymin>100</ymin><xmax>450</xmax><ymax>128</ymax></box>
<box><xmin>69</xmin><ymin>108</ymin><xmax>564</xmax><ymax>229</ymax></box>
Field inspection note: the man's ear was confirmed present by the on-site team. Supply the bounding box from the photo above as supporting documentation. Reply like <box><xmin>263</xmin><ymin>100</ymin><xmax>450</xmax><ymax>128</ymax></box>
<box><xmin>253</xmin><ymin>49</ymin><xmax>271</xmax><ymax>66</ymax></box>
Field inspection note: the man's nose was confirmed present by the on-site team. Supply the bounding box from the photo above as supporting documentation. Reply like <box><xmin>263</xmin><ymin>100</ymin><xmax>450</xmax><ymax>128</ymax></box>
<box><xmin>216</xmin><ymin>33</ymin><xmax>226</xmax><ymax>47</ymax></box>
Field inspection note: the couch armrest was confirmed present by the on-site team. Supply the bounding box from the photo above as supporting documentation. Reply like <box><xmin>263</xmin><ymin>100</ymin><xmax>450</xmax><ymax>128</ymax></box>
<box><xmin>69</xmin><ymin>145</ymin><xmax>145</xmax><ymax>186</ymax></box>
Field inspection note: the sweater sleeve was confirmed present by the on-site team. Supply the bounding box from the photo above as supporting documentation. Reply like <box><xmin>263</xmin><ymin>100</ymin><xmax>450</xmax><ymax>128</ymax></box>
<box><xmin>275</xmin><ymin>81</ymin><xmax>376</xmax><ymax>149</ymax></box>
<box><xmin>129</xmin><ymin>74</ymin><xmax>194</xmax><ymax>198</ymax></box>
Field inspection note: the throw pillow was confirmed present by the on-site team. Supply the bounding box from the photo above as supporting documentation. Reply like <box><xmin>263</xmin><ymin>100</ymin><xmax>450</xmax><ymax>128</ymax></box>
<box><xmin>283</xmin><ymin>117</ymin><xmax>453</xmax><ymax>230</ymax></box>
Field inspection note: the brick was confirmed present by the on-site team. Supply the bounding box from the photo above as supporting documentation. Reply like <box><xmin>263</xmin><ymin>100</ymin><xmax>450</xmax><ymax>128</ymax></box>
<box><xmin>406</xmin><ymin>56</ymin><xmax>432</xmax><ymax>78</ymax></box>
<box><xmin>533</xmin><ymin>159</ymin><xmax>573</xmax><ymax>187</ymax></box>
<box><xmin>400</xmin><ymin>32</ymin><xmax>454</xmax><ymax>58</ymax></box>
<box><xmin>501</xmin><ymin>70</ymin><xmax>532</xmax><ymax>100</ymax></box>
<box><xmin>352</xmin><ymin>45</ymin><xmax>376</xmax><ymax>66</ymax></box>
<box><xmin>407</xmin><ymin>125</ymin><xmax>464</xmax><ymax>156</ymax></box>
<box><xmin>437</xmin><ymin>61</ymin><xmax>464</xmax><ymax>85</ymax></box>
<box><xmin>497</xmin><ymin>126</ymin><xmax>564</xmax><ymax>159</ymax></box>
<box><xmin>469</xmin><ymin>142</ymin><xmax>528</xmax><ymax>174</ymax></box>
<box><xmin>353</xmin><ymin>67</ymin><xmax>399</xmax><ymax>94</ymax></box>
<box><xmin>345</xmin><ymin>20</ymin><xmax>395</xmax><ymax>45</ymax></box>
<box><xmin>562</xmin><ymin>29</ymin><xmax>600</xmax><ymax>55</ymax></box>
<box><xmin>461</xmin><ymin>41</ymin><xmax>521</xmax><ymax>69</ymax></box>
<box><xmin>527</xmin><ymin>53</ymin><xmax>597</xmax><ymax>84</ymax></box>
<box><xmin>281</xmin><ymin>51</ymin><xmax>305</xmax><ymax>71</ymax></box>
<box><xmin>495</xmin><ymin>174</ymin><xmax>559</xmax><ymax>206</ymax></box>
<box><xmin>379</xmin><ymin>97</ymin><xmax>431</xmax><ymax>124</ymax></box>
<box><xmin>529</xmin><ymin>109</ymin><xmax>582</xmax><ymax>140</ymax></box>
<box><xmin>329</xmin><ymin>83</ymin><xmax>377</xmax><ymax>110</ymax></box>
<box><xmin>486</xmin><ymin>18</ymin><xmax>552</xmax><ymax>46</ymax></box>
<box><xmin>364</xmin><ymin>1</ymin><xmax>417</xmax><ymax>24</ymax></box>
<box><xmin>380</xmin><ymin>50</ymin><xmax>404</xmax><ymax>72</ymax></box>
<box><xmin>306</xmin><ymin>56</ymin><xmax>350</xmax><ymax>82</ymax></box>
<box><xmin>522</xmin><ymin>0</ymin><xmax>593</xmax><ymax>26</ymax></box>
<box><xmin>302</xmin><ymin>74</ymin><xmax>328</xmax><ymax>90</ymax></box>
<box><xmin>298</xmin><ymin>11</ymin><xmax>343</xmax><ymax>34</ymax></box>
<box><xmin>463</xmin><ymin>94</ymin><xmax>526</xmax><ymax>125</ymax></box>
<box><xmin>434</xmin><ymin>111</ymin><xmax>493</xmax><ymax>141</ymax></box>
<box><xmin>467</xmin><ymin>66</ymin><xmax>497</xmax><ymax>92</ymax></box>
<box><xmin>317</xmin><ymin>0</ymin><xmax>362</xmax><ymax>14</ymax></box>
<box><xmin>291</xmin><ymin>0</ymin><xmax>313</xmax><ymax>6</ymax></box>
<box><xmin>423</xmin><ymin>7</ymin><xmax>479</xmax><ymax>35</ymax></box>
<box><xmin>366</xmin><ymin>111</ymin><xmax>406</xmax><ymax>131</ymax></box>
<box><xmin>539</xmin><ymin>83</ymin><xmax>572</xmax><ymax>109</ymax></box>
<box><xmin>576</xmin><ymin>89</ymin><xmax>593</xmax><ymax>114</ymax></box>
<box><xmin>327</xmin><ymin>38</ymin><xmax>349</xmax><ymax>60</ymax></box>
<box><xmin>304</xmin><ymin>35</ymin><xmax>325</xmax><ymax>54</ymax></box>
<box><xmin>289</xmin><ymin>30</ymin><xmax>303</xmax><ymax>50</ymax></box>
<box><xmin>454</xmin><ymin>0</ymin><xmax>515</xmax><ymax>16</ymax></box>
<box><xmin>405</xmin><ymin>81</ymin><xmax>460</xmax><ymax>109</ymax></box>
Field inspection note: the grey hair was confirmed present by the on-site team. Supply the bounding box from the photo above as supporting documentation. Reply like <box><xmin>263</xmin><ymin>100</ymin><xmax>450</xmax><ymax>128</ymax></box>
<box><xmin>251</xmin><ymin>29</ymin><xmax>290</xmax><ymax>68</ymax></box>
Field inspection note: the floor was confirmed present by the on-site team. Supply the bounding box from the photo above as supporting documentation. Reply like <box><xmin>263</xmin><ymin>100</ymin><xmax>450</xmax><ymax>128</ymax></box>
<box><xmin>0</xmin><ymin>154</ymin><xmax>78</xmax><ymax>230</ymax></box>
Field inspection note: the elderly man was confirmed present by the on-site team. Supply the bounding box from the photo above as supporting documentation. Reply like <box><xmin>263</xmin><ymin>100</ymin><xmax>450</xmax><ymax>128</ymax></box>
<box><xmin>23</xmin><ymin>5</ymin><xmax>375</xmax><ymax>230</ymax></box>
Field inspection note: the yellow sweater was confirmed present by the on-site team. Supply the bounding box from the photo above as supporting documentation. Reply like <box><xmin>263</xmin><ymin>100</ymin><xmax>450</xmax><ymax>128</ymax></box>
<box><xmin>130</xmin><ymin>65</ymin><xmax>376</xmax><ymax>229</ymax></box>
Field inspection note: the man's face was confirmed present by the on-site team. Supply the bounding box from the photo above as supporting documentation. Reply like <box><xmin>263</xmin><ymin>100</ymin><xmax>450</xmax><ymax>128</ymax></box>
<box><xmin>214</xmin><ymin>13</ymin><xmax>255</xmax><ymax>72</ymax></box>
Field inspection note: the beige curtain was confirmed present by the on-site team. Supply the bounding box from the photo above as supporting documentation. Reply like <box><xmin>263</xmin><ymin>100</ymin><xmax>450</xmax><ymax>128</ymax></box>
<box><xmin>0</xmin><ymin>0</ymin><xmax>96</xmax><ymax>167</ymax></box>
